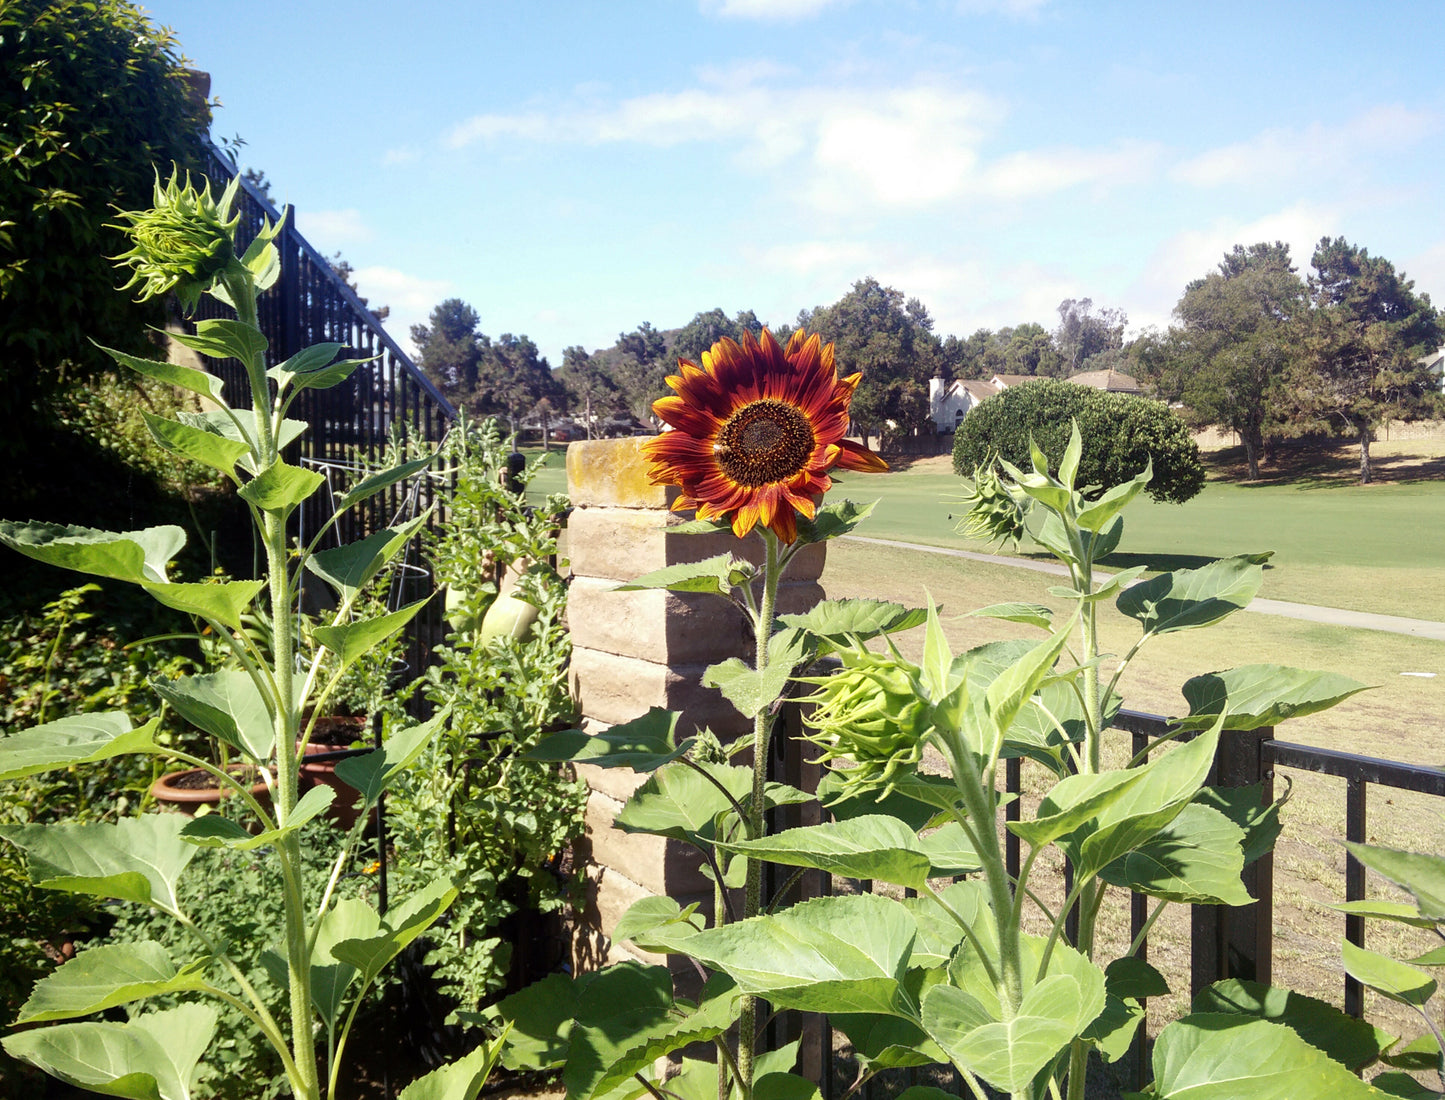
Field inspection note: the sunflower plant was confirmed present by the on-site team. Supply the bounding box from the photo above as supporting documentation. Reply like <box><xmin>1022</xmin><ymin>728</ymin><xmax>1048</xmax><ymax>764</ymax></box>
<box><xmin>0</xmin><ymin>171</ymin><xmax>502</xmax><ymax>1100</ymax></box>
<box><xmin>499</xmin><ymin>358</ymin><xmax>1397</xmax><ymax>1100</ymax></box>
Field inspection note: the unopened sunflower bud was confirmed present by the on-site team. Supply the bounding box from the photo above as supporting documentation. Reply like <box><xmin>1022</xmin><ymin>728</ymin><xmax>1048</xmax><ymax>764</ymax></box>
<box><xmin>112</xmin><ymin>169</ymin><xmax>241</xmax><ymax>311</ymax></box>
<box><xmin>956</xmin><ymin>463</ymin><xmax>1029</xmax><ymax>546</ymax></box>
<box><xmin>800</xmin><ymin>651</ymin><xmax>930</xmax><ymax>791</ymax></box>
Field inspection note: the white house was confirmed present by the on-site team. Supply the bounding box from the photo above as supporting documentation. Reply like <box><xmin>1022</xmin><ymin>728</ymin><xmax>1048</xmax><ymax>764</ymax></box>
<box><xmin>1420</xmin><ymin>346</ymin><xmax>1445</xmax><ymax>390</ymax></box>
<box><xmin>928</xmin><ymin>372</ymin><xmax>1003</xmax><ymax>432</ymax></box>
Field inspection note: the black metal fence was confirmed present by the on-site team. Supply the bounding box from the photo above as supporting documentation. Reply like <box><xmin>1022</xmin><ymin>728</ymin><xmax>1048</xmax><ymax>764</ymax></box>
<box><xmin>769</xmin><ymin>702</ymin><xmax>1445</xmax><ymax>1097</ymax></box>
<box><xmin>192</xmin><ymin>144</ymin><xmax>456</xmax><ymax>683</ymax></box>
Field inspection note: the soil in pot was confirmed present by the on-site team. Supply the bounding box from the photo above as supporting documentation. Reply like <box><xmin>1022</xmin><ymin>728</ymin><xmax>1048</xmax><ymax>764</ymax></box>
<box><xmin>151</xmin><ymin>764</ymin><xmax>272</xmax><ymax>819</ymax></box>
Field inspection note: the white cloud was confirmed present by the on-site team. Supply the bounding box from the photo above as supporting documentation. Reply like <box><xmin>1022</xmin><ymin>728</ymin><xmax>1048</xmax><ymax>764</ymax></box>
<box><xmin>351</xmin><ymin>266</ymin><xmax>452</xmax><ymax>356</ymax></box>
<box><xmin>1173</xmin><ymin>105</ymin><xmax>1436</xmax><ymax>188</ymax></box>
<box><xmin>1407</xmin><ymin>238</ymin><xmax>1445</xmax><ymax>304</ymax></box>
<box><xmin>977</xmin><ymin>140</ymin><xmax>1162</xmax><ymax>200</ymax></box>
<box><xmin>954</xmin><ymin>0</ymin><xmax>1051</xmax><ymax>16</ymax></box>
<box><xmin>296</xmin><ymin>209</ymin><xmax>372</xmax><ymax>248</ymax></box>
<box><xmin>382</xmin><ymin>146</ymin><xmax>421</xmax><ymax>166</ymax></box>
<box><xmin>699</xmin><ymin>0</ymin><xmax>851</xmax><ymax>19</ymax></box>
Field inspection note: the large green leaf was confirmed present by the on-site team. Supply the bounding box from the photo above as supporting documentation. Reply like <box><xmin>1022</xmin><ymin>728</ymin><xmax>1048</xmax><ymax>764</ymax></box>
<box><xmin>1343</xmin><ymin>843</ymin><xmax>1445</xmax><ymax>922</ymax></box>
<box><xmin>1192</xmin><ymin>979</ymin><xmax>1387</xmax><ymax>1072</ymax></box>
<box><xmin>525</xmin><ymin>708</ymin><xmax>692</xmax><ymax>770</ymax></box>
<box><xmin>334</xmin><ymin>708</ymin><xmax>449</xmax><ymax>808</ymax></box>
<box><xmin>794</xmin><ymin>498</ymin><xmax>877</xmax><ymax>544</ymax></box>
<box><xmin>1098</xmin><ymin>802</ymin><xmax>1251</xmax><ymax>905</ymax></box>
<box><xmin>179</xmin><ymin>786</ymin><xmax>332</xmax><ymax>850</ymax></box>
<box><xmin>0</xmin><ymin>521</ymin><xmax>183</xmax><ymax>584</ymax></box>
<box><xmin>100</xmin><ymin>345</ymin><xmax>226</xmax><ymax>404</ymax></box>
<box><xmin>0</xmin><ymin>1002</ymin><xmax>217</xmax><ymax>1100</ymax></box>
<box><xmin>703</xmin><ymin>654</ymin><xmax>796</xmax><ymax>719</ymax></box>
<box><xmin>1076</xmin><ymin>465</ymin><xmax>1151</xmax><ymax>532</ymax></box>
<box><xmin>1342</xmin><ymin>941</ymin><xmax>1437</xmax><ymax>1008</ymax></box>
<box><xmin>778</xmin><ymin>599</ymin><xmax>927</xmax><ymax>649</ymax></box>
<box><xmin>236</xmin><ymin>459</ymin><xmax>326</xmax><ymax>516</ymax></box>
<box><xmin>967</xmin><ymin>602</ymin><xmax>1054</xmax><ymax>630</ymax></box>
<box><xmin>818</xmin><ymin>769</ymin><xmax>949</xmax><ymax>831</ymax></box>
<box><xmin>171</xmin><ymin>318</ymin><xmax>268</xmax><ymax>364</ymax></box>
<box><xmin>614</xmin><ymin>553</ymin><xmax>755</xmax><ymax>595</ymax></box>
<box><xmin>306</xmin><ymin>514</ymin><xmax>430</xmax><ymax>602</ymax></box>
<box><xmin>143</xmin><ymin>413</ymin><xmax>253</xmax><ymax>477</ymax></box>
<box><xmin>615</xmin><ymin>762</ymin><xmax>749</xmax><ymax>843</ymax></box>
<box><xmin>0</xmin><ymin>815</ymin><xmax>198</xmax><ymax>913</ymax></box>
<box><xmin>484</xmin><ymin>970</ymin><xmax>591</xmax><ymax>1073</ymax></box>
<box><xmin>680</xmin><ymin>894</ymin><xmax>917</xmax><ymax>1018</ymax></box>
<box><xmin>1116</xmin><ymin>554</ymin><xmax>1271</xmax><ymax>637</ymax></box>
<box><xmin>312</xmin><ymin>598</ymin><xmax>428</xmax><ymax>672</ymax></box>
<box><xmin>269</xmin><ymin>343</ymin><xmax>374</xmax><ymax>398</ymax></box>
<box><xmin>309</xmin><ymin>897</ymin><xmax>377</xmax><ymax>1030</ymax></box>
<box><xmin>171</xmin><ymin>410</ymin><xmax>307</xmax><ymax>477</ymax></box>
<box><xmin>1177</xmin><ymin>665</ymin><xmax>1369</xmax><ymax>731</ymax></box>
<box><xmin>611</xmin><ymin>896</ymin><xmax>703</xmax><ymax>952</ymax></box>
<box><xmin>719</xmin><ymin>816</ymin><xmax>978</xmax><ymax>889</ymax></box>
<box><xmin>1149</xmin><ymin>1014</ymin><xmax>1388</xmax><ymax>1099</ymax></box>
<box><xmin>140</xmin><ymin>579</ymin><xmax>265</xmax><ymax>633</ymax></box>
<box><xmin>1195</xmin><ymin>783</ymin><xmax>1282</xmax><ymax>866</ymax></box>
<box><xmin>1084</xmin><ymin>957</ymin><xmax>1171</xmax><ymax>1063</ymax></box>
<box><xmin>0</xmin><ymin>713</ymin><xmax>161</xmax><ymax>781</ymax></box>
<box><xmin>397</xmin><ymin>1034</ymin><xmax>506</xmax><ymax>1100</ymax></box>
<box><xmin>334</xmin><ymin>454</ymin><xmax>435</xmax><ymax>510</ymax></box>
<box><xmin>151</xmin><ymin>670</ymin><xmax>275</xmax><ymax>759</ymax></box>
<box><xmin>982</xmin><ymin>615</ymin><xmax>1074</xmax><ymax>745</ymax></box>
<box><xmin>924</xmin><ymin>938</ymin><xmax>1105</xmax><ymax>1094</ymax></box>
<box><xmin>831</xmin><ymin>1012</ymin><xmax>947</xmax><ymax>1071</ymax></box>
<box><xmin>16</xmin><ymin>941</ymin><xmax>211</xmax><ymax>1023</ymax></box>
<box><xmin>900</xmin><ymin>880</ymin><xmax>989</xmax><ymax>968</ymax></box>
<box><xmin>332</xmin><ymin>877</ymin><xmax>459</xmax><ymax>987</ymax></box>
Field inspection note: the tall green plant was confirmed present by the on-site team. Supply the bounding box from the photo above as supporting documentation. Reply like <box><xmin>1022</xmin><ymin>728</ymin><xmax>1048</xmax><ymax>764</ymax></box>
<box><xmin>0</xmin><ymin>172</ymin><xmax>500</xmax><ymax>1100</ymax></box>
<box><xmin>493</xmin><ymin>420</ymin><xmax>1395</xmax><ymax>1100</ymax></box>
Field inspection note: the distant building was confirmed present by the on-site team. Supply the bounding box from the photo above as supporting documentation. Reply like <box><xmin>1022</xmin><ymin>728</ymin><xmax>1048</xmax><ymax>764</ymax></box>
<box><xmin>1420</xmin><ymin>346</ymin><xmax>1445</xmax><ymax>390</ymax></box>
<box><xmin>928</xmin><ymin>367</ymin><xmax>1149</xmax><ymax>432</ymax></box>
<box><xmin>1066</xmin><ymin>368</ymin><xmax>1144</xmax><ymax>393</ymax></box>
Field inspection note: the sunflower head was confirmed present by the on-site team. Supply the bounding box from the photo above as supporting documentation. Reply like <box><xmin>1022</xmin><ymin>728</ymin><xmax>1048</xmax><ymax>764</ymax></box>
<box><xmin>112</xmin><ymin>169</ymin><xmax>242</xmax><ymax>311</ymax></box>
<box><xmin>641</xmin><ymin>328</ymin><xmax>887</xmax><ymax>543</ymax></box>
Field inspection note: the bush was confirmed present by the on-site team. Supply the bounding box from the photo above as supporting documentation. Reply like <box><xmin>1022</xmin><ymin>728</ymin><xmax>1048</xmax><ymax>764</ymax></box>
<box><xmin>952</xmin><ymin>378</ymin><xmax>1206</xmax><ymax>504</ymax></box>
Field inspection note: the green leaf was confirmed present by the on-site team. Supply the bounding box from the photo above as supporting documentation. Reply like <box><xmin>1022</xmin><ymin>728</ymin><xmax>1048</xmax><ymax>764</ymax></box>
<box><xmin>615</xmin><ymin>762</ymin><xmax>749</xmax><ymax>843</ymax></box>
<box><xmin>306</xmin><ymin>515</ymin><xmax>430</xmax><ymax>602</ymax></box>
<box><xmin>16</xmin><ymin>942</ymin><xmax>210</xmax><ymax>1024</ymax></box>
<box><xmin>1192</xmin><ymin>979</ymin><xmax>1387</xmax><ymax>1072</ymax></box>
<box><xmin>794</xmin><ymin>498</ymin><xmax>878</xmax><ymax>544</ymax></box>
<box><xmin>1342</xmin><ymin>940</ymin><xmax>1437</xmax><ymax>1007</ymax></box>
<box><xmin>967</xmin><ymin>602</ymin><xmax>1054</xmax><ymax>629</ymax></box>
<box><xmin>170</xmin><ymin>317</ymin><xmax>267</xmax><ymax>363</ymax></box>
<box><xmin>1058</xmin><ymin>421</ymin><xmax>1083</xmax><ymax>489</ymax></box>
<box><xmin>1076</xmin><ymin>464</ymin><xmax>1151</xmax><ymax>532</ymax></box>
<box><xmin>682</xmin><ymin>895</ymin><xmax>917</xmax><ymax>1017</ymax></box>
<box><xmin>615</xmin><ymin>553</ymin><xmax>754</xmax><ymax>596</ymax></box>
<box><xmin>1177</xmin><ymin>665</ymin><xmax>1370</xmax><ymax>731</ymax></box>
<box><xmin>924</xmin><ymin>939</ymin><xmax>1105</xmax><ymax>1094</ymax></box>
<box><xmin>900</xmin><ymin>880</ymin><xmax>989</xmax><ymax>968</ymax></box>
<box><xmin>0</xmin><ymin>1002</ymin><xmax>217</xmax><ymax>1100</ymax></box>
<box><xmin>334</xmin><ymin>454</ymin><xmax>435</xmax><ymax>510</ymax></box>
<box><xmin>703</xmin><ymin>656</ymin><xmax>794</xmax><ymax>719</ymax></box>
<box><xmin>397</xmin><ymin>1034</ymin><xmax>507</xmax><ymax>1100</ymax></box>
<box><xmin>313</xmin><ymin>597</ymin><xmax>428</xmax><ymax>672</ymax></box>
<box><xmin>484</xmin><ymin>971</ymin><xmax>590</xmax><ymax>1073</ymax></box>
<box><xmin>1150</xmin><ymin>1014</ymin><xmax>1388</xmax><ymax>1099</ymax></box>
<box><xmin>334</xmin><ymin>708</ymin><xmax>449</xmax><ymax>807</ymax></box>
<box><xmin>236</xmin><ymin>459</ymin><xmax>325</xmax><ymax>515</ymax></box>
<box><xmin>0</xmin><ymin>521</ymin><xmax>184</xmax><ymax>584</ymax></box>
<box><xmin>1342</xmin><ymin>843</ymin><xmax>1445</xmax><ymax>922</ymax></box>
<box><xmin>778</xmin><ymin>599</ymin><xmax>926</xmax><ymax>649</ymax></box>
<box><xmin>0</xmin><ymin>815</ymin><xmax>199</xmax><ymax>913</ymax></box>
<box><xmin>0</xmin><ymin>713</ymin><xmax>161</xmax><ymax>781</ymax></box>
<box><xmin>1099</xmin><ymin>802</ymin><xmax>1251</xmax><ymax>905</ymax></box>
<box><xmin>179</xmin><ymin>786</ymin><xmax>333</xmax><ymax>850</ymax></box>
<box><xmin>831</xmin><ymin>1012</ymin><xmax>947</xmax><ymax>1070</ymax></box>
<box><xmin>98</xmin><ymin>345</ymin><xmax>226</xmax><ymax>405</ymax></box>
<box><xmin>1116</xmin><ymin>553</ymin><xmax>1271</xmax><ymax>637</ymax></box>
<box><xmin>151</xmin><ymin>670</ymin><xmax>275</xmax><ymax>760</ymax></box>
<box><xmin>1378</xmin><ymin>1033</ymin><xmax>1442</xmax><ymax>1071</ymax></box>
<box><xmin>309</xmin><ymin>897</ymin><xmax>375</xmax><ymax>1029</ymax></box>
<box><xmin>1334</xmin><ymin>900</ymin><xmax>1437</xmax><ymax>929</ymax></box>
<box><xmin>1195</xmin><ymin>783</ymin><xmax>1282</xmax><ymax>866</ymax></box>
<box><xmin>1370</xmin><ymin>1071</ymin><xmax>1439</xmax><ymax>1099</ymax></box>
<box><xmin>818</xmin><ymin>769</ymin><xmax>948</xmax><ymax>831</ymax></box>
<box><xmin>269</xmin><ymin>343</ymin><xmax>374</xmax><ymax>399</ymax></box>
<box><xmin>612</xmin><ymin>896</ymin><xmax>702</xmax><ymax>951</ymax></box>
<box><xmin>140</xmin><ymin>579</ymin><xmax>265</xmax><ymax>633</ymax></box>
<box><xmin>983</xmin><ymin>614</ymin><xmax>1074</xmax><ymax>745</ymax></box>
<box><xmin>143</xmin><ymin>412</ymin><xmax>253</xmax><ymax>477</ymax></box>
<box><xmin>524</xmin><ymin>708</ymin><xmax>692</xmax><ymax>770</ymax></box>
<box><xmin>920</xmin><ymin>595</ymin><xmax>952</xmax><ymax>699</ymax></box>
<box><xmin>332</xmin><ymin>877</ymin><xmax>458</xmax><ymax>987</ymax></box>
<box><xmin>718</xmin><ymin>816</ymin><xmax>959</xmax><ymax>890</ymax></box>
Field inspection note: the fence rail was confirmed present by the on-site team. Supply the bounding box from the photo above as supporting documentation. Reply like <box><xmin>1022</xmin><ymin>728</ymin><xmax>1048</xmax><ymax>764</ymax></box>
<box><xmin>771</xmin><ymin>699</ymin><xmax>1445</xmax><ymax>1097</ymax></box>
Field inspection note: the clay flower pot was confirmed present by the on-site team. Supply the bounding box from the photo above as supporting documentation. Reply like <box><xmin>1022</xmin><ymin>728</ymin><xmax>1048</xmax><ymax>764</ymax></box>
<box><xmin>300</xmin><ymin>714</ymin><xmax>370</xmax><ymax>829</ymax></box>
<box><xmin>151</xmin><ymin>764</ymin><xmax>272</xmax><ymax>817</ymax></box>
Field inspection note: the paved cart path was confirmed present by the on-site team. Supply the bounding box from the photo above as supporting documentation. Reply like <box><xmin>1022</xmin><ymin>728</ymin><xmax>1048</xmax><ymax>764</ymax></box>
<box><xmin>843</xmin><ymin>535</ymin><xmax>1445</xmax><ymax>642</ymax></box>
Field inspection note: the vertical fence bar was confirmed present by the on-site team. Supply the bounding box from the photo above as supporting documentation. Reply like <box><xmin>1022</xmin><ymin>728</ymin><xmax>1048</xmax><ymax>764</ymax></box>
<box><xmin>1344</xmin><ymin>777</ymin><xmax>1367</xmax><ymax>1017</ymax></box>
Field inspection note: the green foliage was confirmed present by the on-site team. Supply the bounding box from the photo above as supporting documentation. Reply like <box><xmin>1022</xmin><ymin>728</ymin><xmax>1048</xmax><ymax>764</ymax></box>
<box><xmin>953</xmin><ymin>378</ymin><xmax>1206</xmax><ymax>505</ymax></box>
<box><xmin>387</xmin><ymin>416</ymin><xmax>585</xmax><ymax>1017</ymax></box>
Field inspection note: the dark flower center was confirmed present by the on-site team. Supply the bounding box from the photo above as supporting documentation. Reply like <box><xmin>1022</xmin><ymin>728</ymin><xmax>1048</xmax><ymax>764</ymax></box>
<box><xmin>715</xmin><ymin>399</ymin><xmax>815</xmax><ymax>486</ymax></box>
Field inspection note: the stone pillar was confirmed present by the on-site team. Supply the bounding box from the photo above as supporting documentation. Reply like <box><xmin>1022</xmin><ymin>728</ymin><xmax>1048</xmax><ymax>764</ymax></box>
<box><xmin>564</xmin><ymin>437</ymin><xmax>824</xmax><ymax>970</ymax></box>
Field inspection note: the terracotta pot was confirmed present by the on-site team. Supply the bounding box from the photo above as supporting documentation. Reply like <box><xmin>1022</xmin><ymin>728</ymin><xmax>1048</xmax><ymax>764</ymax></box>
<box><xmin>299</xmin><ymin>714</ymin><xmax>369</xmax><ymax>830</ymax></box>
<box><xmin>151</xmin><ymin>764</ymin><xmax>272</xmax><ymax>817</ymax></box>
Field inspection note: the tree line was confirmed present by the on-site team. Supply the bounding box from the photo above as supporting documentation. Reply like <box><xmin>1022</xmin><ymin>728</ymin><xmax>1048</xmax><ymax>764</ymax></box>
<box><xmin>417</xmin><ymin>236</ymin><xmax>1440</xmax><ymax>484</ymax></box>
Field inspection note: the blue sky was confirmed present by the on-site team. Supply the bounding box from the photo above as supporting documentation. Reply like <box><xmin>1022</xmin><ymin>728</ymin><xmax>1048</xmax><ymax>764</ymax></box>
<box><xmin>141</xmin><ymin>0</ymin><xmax>1445</xmax><ymax>366</ymax></box>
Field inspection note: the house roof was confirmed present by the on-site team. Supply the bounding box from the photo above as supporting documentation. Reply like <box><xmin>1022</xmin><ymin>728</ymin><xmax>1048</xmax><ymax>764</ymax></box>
<box><xmin>1068</xmin><ymin>369</ymin><xmax>1143</xmax><ymax>393</ymax></box>
<box><xmin>990</xmin><ymin>373</ymin><xmax>1033</xmax><ymax>388</ymax></box>
<box><xmin>957</xmin><ymin>379</ymin><xmax>998</xmax><ymax>401</ymax></box>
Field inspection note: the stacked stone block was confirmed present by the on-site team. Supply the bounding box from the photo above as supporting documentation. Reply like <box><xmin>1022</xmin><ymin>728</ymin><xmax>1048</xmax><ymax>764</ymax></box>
<box><xmin>564</xmin><ymin>438</ymin><xmax>824</xmax><ymax>970</ymax></box>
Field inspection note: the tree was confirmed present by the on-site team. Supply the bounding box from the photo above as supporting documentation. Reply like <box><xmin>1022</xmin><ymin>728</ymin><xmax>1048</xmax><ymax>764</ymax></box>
<box><xmin>484</xmin><ymin>332</ymin><xmax>558</xmax><ymax>434</ymax></box>
<box><xmin>798</xmin><ymin>277</ymin><xmax>941</xmax><ymax>448</ymax></box>
<box><xmin>1054</xmin><ymin>298</ymin><xmax>1127</xmax><ymax>374</ymax></box>
<box><xmin>610</xmin><ymin>321</ymin><xmax>671</xmax><ymax>421</ymax></box>
<box><xmin>672</xmin><ymin>307</ymin><xmax>766</xmax><ymax>367</ymax></box>
<box><xmin>1289</xmin><ymin>237</ymin><xmax>1442</xmax><ymax>483</ymax></box>
<box><xmin>0</xmin><ymin>0</ymin><xmax>209</xmax><ymax>475</ymax></box>
<box><xmin>412</xmin><ymin>299</ymin><xmax>486</xmax><ymax>406</ymax></box>
<box><xmin>953</xmin><ymin>379</ymin><xmax>1205</xmax><ymax>505</ymax></box>
<box><xmin>1171</xmin><ymin>242</ymin><xmax>1305</xmax><ymax>480</ymax></box>
<box><xmin>558</xmin><ymin>346</ymin><xmax>619</xmax><ymax>438</ymax></box>
<box><xmin>1002</xmin><ymin>322</ymin><xmax>1065</xmax><ymax>378</ymax></box>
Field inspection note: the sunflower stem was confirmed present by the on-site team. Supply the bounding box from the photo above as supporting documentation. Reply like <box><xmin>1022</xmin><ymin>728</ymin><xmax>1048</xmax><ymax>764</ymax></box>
<box><xmin>737</xmin><ymin>529</ymin><xmax>783</xmax><ymax>1100</ymax></box>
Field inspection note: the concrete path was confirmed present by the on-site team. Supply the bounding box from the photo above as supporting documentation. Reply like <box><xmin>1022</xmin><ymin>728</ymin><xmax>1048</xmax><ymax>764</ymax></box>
<box><xmin>843</xmin><ymin>535</ymin><xmax>1445</xmax><ymax>642</ymax></box>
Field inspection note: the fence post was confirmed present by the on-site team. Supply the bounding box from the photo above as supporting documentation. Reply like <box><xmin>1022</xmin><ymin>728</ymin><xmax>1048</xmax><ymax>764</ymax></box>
<box><xmin>1190</xmin><ymin>725</ymin><xmax>1275</xmax><ymax>998</ymax></box>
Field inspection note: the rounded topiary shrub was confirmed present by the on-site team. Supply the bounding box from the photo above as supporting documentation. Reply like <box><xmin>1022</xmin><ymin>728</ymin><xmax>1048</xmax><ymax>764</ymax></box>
<box><xmin>952</xmin><ymin>378</ymin><xmax>1205</xmax><ymax>504</ymax></box>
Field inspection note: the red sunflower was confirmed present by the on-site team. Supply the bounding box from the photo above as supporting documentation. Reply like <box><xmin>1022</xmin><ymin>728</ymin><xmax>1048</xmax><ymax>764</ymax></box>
<box><xmin>642</xmin><ymin>328</ymin><xmax>888</xmax><ymax>543</ymax></box>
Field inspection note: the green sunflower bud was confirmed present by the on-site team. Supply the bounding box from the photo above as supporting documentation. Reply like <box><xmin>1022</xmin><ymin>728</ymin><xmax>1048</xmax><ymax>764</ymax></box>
<box><xmin>956</xmin><ymin>462</ymin><xmax>1029</xmax><ymax>546</ymax></box>
<box><xmin>800</xmin><ymin>650</ymin><xmax>931</xmax><ymax>792</ymax></box>
<box><xmin>112</xmin><ymin>169</ymin><xmax>242</xmax><ymax>311</ymax></box>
